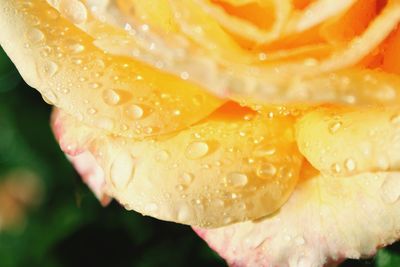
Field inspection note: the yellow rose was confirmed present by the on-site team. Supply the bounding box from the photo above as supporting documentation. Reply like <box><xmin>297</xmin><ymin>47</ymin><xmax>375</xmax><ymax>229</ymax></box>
<box><xmin>2</xmin><ymin>0</ymin><xmax>400</xmax><ymax>266</ymax></box>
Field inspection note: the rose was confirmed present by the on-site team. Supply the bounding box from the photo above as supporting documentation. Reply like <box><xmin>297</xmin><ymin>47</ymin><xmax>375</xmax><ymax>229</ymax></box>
<box><xmin>2</xmin><ymin>0</ymin><xmax>400</xmax><ymax>266</ymax></box>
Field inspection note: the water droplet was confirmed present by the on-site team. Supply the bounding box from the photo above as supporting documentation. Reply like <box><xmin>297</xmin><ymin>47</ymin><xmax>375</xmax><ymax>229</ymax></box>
<box><xmin>181</xmin><ymin>172</ymin><xmax>194</xmax><ymax>185</ymax></box>
<box><xmin>329</xmin><ymin>121</ymin><xmax>342</xmax><ymax>134</ymax></box>
<box><xmin>223</xmin><ymin>217</ymin><xmax>233</xmax><ymax>224</ymax></box>
<box><xmin>256</xmin><ymin>163</ymin><xmax>277</xmax><ymax>179</ymax></box>
<box><xmin>213</xmin><ymin>199</ymin><xmax>224</xmax><ymax>207</ymax></box>
<box><xmin>121</xmin><ymin>124</ymin><xmax>129</xmax><ymax>131</ymax></box>
<box><xmin>331</xmin><ymin>163</ymin><xmax>341</xmax><ymax>174</ymax></box>
<box><xmin>391</xmin><ymin>113</ymin><xmax>400</xmax><ymax>125</ymax></box>
<box><xmin>144</xmin><ymin>203</ymin><xmax>159</xmax><ymax>213</ymax></box>
<box><xmin>381</xmin><ymin>173</ymin><xmax>400</xmax><ymax>204</ymax></box>
<box><xmin>185</xmin><ymin>141</ymin><xmax>209</xmax><ymax>159</ymax></box>
<box><xmin>73</xmin><ymin>58</ymin><xmax>83</xmax><ymax>65</ymax></box>
<box><xmin>103</xmin><ymin>89</ymin><xmax>121</xmax><ymax>105</ymax></box>
<box><xmin>176</xmin><ymin>184</ymin><xmax>185</xmax><ymax>191</ymax></box>
<box><xmin>69</xmin><ymin>43</ymin><xmax>85</xmax><ymax>53</ymax></box>
<box><xmin>172</xmin><ymin>109</ymin><xmax>181</xmax><ymax>116</ymax></box>
<box><xmin>144</xmin><ymin>127</ymin><xmax>153</xmax><ymax>134</ymax></box>
<box><xmin>125</xmin><ymin>104</ymin><xmax>144</xmax><ymax>120</ymax></box>
<box><xmin>110</xmin><ymin>151</ymin><xmax>135</xmax><ymax>189</ymax></box>
<box><xmin>90</xmin><ymin>82</ymin><xmax>100</xmax><ymax>89</ymax></box>
<box><xmin>87</xmin><ymin>108</ymin><xmax>97</xmax><ymax>114</ymax></box>
<box><xmin>156</xmin><ymin>150</ymin><xmax>170</xmax><ymax>162</ymax></box>
<box><xmin>26</xmin><ymin>28</ymin><xmax>44</xmax><ymax>43</ymax></box>
<box><xmin>60</xmin><ymin>0</ymin><xmax>88</xmax><ymax>24</ymax></box>
<box><xmin>95</xmin><ymin>117</ymin><xmax>114</xmax><ymax>131</ymax></box>
<box><xmin>180</xmin><ymin>71</ymin><xmax>189</xmax><ymax>80</ymax></box>
<box><xmin>42</xmin><ymin>60</ymin><xmax>58</xmax><ymax>77</ymax></box>
<box><xmin>177</xmin><ymin>203</ymin><xmax>192</xmax><ymax>222</ymax></box>
<box><xmin>344</xmin><ymin>158</ymin><xmax>356</xmax><ymax>172</ymax></box>
<box><xmin>294</xmin><ymin>236</ymin><xmax>305</xmax><ymax>246</ymax></box>
<box><xmin>227</xmin><ymin>172</ymin><xmax>248</xmax><ymax>187</ymax></box>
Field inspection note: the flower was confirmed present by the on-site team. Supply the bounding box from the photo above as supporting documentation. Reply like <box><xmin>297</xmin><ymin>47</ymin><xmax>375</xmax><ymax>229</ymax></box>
<box><xmin>2</xmin><ymin>0</ymin><xmax>400</xmax><ymax>266</ymax></box>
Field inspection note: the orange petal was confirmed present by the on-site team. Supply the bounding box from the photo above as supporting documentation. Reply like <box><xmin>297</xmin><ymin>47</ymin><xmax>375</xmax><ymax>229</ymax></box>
<box><xmin>0</xmin><ymin>0</ymin><xmax>222</xmax><ymax>138</ymax></box>
<box><xmin>53</xmin><ymin>104</ymin><xmax>303</xmax><ymax>227</ymax></box>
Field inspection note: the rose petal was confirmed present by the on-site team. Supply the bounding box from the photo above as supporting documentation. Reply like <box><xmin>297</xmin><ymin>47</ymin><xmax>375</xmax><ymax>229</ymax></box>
<box><xmin>52</xmin><ymin>103</ymin><xmax>304</xmax><ymax>227</ymax></box>
<box><xmin>0</xmin><ymin>0</ymin><xmax>222</xmax><ymax>138</ymax></box>
<box><xmin>195</xmin><ymin>171</ymin><xmax>400</xmax><ymax>266</ymax></box>
<box><xmin>68</xmin><ymin>1</ymin><xmax>400</xmax><ymax>107</ymax></box>
<box><xmin>296</xmin><ymin>106</ymin><xmax>400</xmax><ymax>176</ymax></box>
<box><xmin>67</xmin><ymin>151</ymin><xmax>111</xmax><ymax>206</ymax></box>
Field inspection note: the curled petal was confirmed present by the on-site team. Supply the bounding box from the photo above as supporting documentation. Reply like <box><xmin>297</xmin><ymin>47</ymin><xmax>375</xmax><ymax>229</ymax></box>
<box><xmin>195</xmin><ymin>171</ymin><xmax>400</xmax><ymax>266</ymax></box>
<box><xmin>296</xmin><ymin>106</ymin><xmax>400</xmax><ymax>176</ymax></box>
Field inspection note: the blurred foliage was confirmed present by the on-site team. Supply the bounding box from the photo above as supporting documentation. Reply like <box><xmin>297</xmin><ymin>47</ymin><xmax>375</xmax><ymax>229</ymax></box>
<box><xmin>0</xmin><ymin>47</ymin><xmax>400</xmax><ymax>267</ymax></box>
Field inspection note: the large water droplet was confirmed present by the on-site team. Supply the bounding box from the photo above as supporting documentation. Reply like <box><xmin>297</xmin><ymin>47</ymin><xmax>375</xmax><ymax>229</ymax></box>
<box><xmin>181</xmin><ymin>172</ymin><xmax>194</xmax><ymax>185</ymax></box>
<box><xmin>344</xmin><ymin>158</ymin><xmax>356</xmax><ymax>172</ymax></box>
<box><xmin>331</xmin><ymin>163</ymin><xmax>341</xmax><ymax>174</ymax></box>
<box><xmin>26</xmin><ymin>28</ymin><xmax>44</xmax><ymax>43</ymax></box>
<box><xmin>103</xmin><ymin>89</ymin><xmax>121</xmax><ymax>105</ymax></box>
<box><xmin>329</xmin><ymin>121</ymin><xmax>342</xmax><ymax>134</ymax></box>
<box><xmin>144</xmin><ymin>203</ymin><xmax>159</xmax><ymax>213</ymax></box>
<box><xmin>156</xmin><ymin>150</ymin><xmax>170</xmax><ymax>162</ymax></box>
<box><xmin>110</xmin><ymin>151</ymin><xmax>135</xmax><ymax>189</ymax></box>
<box><xmin>177</xmin><ymin>203</ymin><xmax>192</xmax><ymax>222</ymax></box>
<box><xmin>42</xmin><ymin>60</ymin><xmax>58</xmax><ymax>77</ymax></box>
<box><xmin>381</xmin><ymin>173</ymin><xmax>400</xmax><ymax>204</ymax></box>
<box><xmin>125</xmin><ymin>104</ymin><xmax>144</xmax><ymax>120</ymax></box>
<box><xmin>256</xmin><ymin>163</ymin><xmax>277</xmax><ymax>179</ymax></box>
<box><xmin>391</xmin><ymin>113</ymin><xmax>400</xmax><ymax>125</ymax></box>
<box><xmin>185</xmin><ymin>141</ymin><xmax>209</xmax><ymax>159</ymax></box>
<box><xmin>227</xmin><ymin>172</ymin><xmax>248</xmax><ymax>187</ymax></box>
<box><xmin>60</xmin><ymin>0</ymin><xmax>88</xmax><ymax>24</ymax></box>
<box><xmin>69</xmin><ymin>43</ymin><xmax>85</xmax><ymax>53</ymax></box>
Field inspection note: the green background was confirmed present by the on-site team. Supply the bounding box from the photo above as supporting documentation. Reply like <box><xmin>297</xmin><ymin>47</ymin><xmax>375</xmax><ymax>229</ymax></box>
<box><xmin>0</xmin><ymin>47</ymin><xmax>399</xmax><ymax>267</ymax></box>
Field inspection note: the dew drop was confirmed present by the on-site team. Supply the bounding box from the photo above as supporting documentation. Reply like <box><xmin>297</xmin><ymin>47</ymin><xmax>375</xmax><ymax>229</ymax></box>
<box><xmin>87</xmin><ymin>108</ymin><xmax>97</xmax><ymax>115</ymax></box>
<box><xmin>172</xmin><ymin>109</ymin><xmax>181</xmax><ymax>116</ymax></box>
<box><xmin>26</xmin><ymin>28</ymin><xmax>44</xmax><ymax>43</ymax></box>
<box><xmin>156</xmin><ymin>150</ymin><xmax>170</xmax><ymax>162</ymax></box>
<box><xmin>69</xmin><ymin>43</ymin><xmax>85</xmax><ymax>53</ymax></box>
<box><xmin>331</xmin><ymin>163</ymin><xmax>341</xmax><ymax>174</ymax></box>
<box><xmin>90</xmin><ymin>82</ymin><xmax>100</xmax><ymax>89</ymax></box>
<box><xmin>42</xmin><ymin>60</ymin><xmax>58</xmax><ymax>77</ymax></box>
<box><xmin>177</xmin><ymin>203</ymin><xmax>192</xmax><ymax>222</ymax></box>
<box><xmin>391</xmin><ymin>113</ymin><xmax>400</xmax><ymax>125</ymax></box>
<box><xmin>60</xmin><ymin>0</ymin><xmax>88</xmax><ymax>24</ymax></box>
<box><xmin>126</xmin><ymin>104</ymin><xmax>144</xmax><ymax>120</ymax></box>
<box><xmin>227</xmin><ymin>172</ymin><xmax>248</xmax><ymax>187</ymax></box>
<box><xmin>181</xmin><ymin>172</ymin><xmax>194</xmax><ymax>185</ymax></box>
<box><xmin>185</xmin><ymin>141</ymin><xmax>209</xmax><ymax>160</ymax></box>
<box><xmin>102</xmin><ymin>89</ymin><xmax>121</xmax><ymax>105</ymax></box>
<box><xmin>256</xmin><ymin>163</ymin><xmax>277</xmax><ymax>179</ymax></box>
<box><xmin>329</xmin><ymin>121</ymin><xmax>342</xmax><ymax>134</ymax></box>
<box><xmin>176</xmin><ymin>184</ymin><xmax>185</xmax><ymax>192</ymax></box>
<box><xmin>144</xmin><ymin>127</ymin><xmax>153</xmax><ymax>134</ymax></box>
<box><xmin>381</xmin><ymin>173</ymin><xmax>400</xmax><ymax>204</ymax></box>
<box><xmin>110</xmin><ymin>151</ymin><xmax>135</xmax><ymax>189</ymax></box>
<box><xmin>144</xmin><ymin>203</ymin><xmax>159</xmax><ymax>213</ymax></box>
<box><xmin>344</xmin><ymin>158</ymin><xmax>356</xmax><ymax>172</ymax></box>
<box><xmin>294</xmin><ymin>236</ymin><xmax>305</xmax><ymax>246</ymax></box>
<box><xmin>223</xmin><ymin>217</ymin><xmax>233</xmax><ymax>224</ymax></box>
<box><xmin>95</xmin><ymin>117</ymin><xmax>114</xmax><ymax>131</ymax></box>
